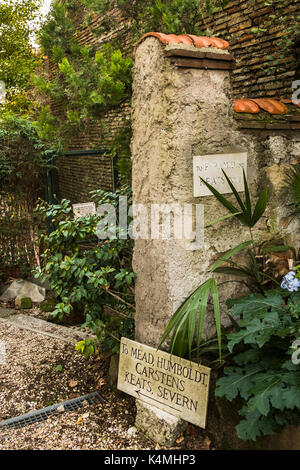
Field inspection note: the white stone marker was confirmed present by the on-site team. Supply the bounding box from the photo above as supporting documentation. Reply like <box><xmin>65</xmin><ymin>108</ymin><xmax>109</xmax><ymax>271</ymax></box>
<box><xmin>118</xmin><ymin>337</ymin><xmax>211</xmax><ymax>429</ymax></box>
<box><xmin>73</xmin><ymin>202</ymin><xmax>96</xmax><ymax>219</ymax></box>
<box><xmin>193</xmin><ymin>152</ymin><xmax>248</xmax><ymax>197</ymax></box>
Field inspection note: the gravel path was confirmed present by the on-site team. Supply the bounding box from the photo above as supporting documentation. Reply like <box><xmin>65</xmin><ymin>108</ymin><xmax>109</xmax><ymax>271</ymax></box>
<box><xmin>0</xmin><ymin>322</ymin><xmax>212</xmax><ymax>450</ymax></box>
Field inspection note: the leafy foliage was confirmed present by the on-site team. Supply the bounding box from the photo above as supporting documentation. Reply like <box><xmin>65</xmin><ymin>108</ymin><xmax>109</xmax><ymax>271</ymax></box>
<box><xmin>200</xmin><ymin>169</ymin><xmax>268</xmax><ymax>228</ymax></box>
<box><xmin>33</xmin><ymin>2</ymin><xmax>133</xmax><ymax>151</ymax></box>
<box><xmin>0</xmin><ymin>0</ymin><xmax>42</xmax><ymax>114</ymax></box>
<box><xmin>282</xmin><ymin>164</ymin><xmax>300</xmax><ymax>215</ymax></box>
<box><xmin>81</xmin><ymin>0</ymin><xmax>229</xmax><ymax>38</ymax></box>
<box><xmin>249</xmin><ymin>0</ymin><xmax>300</xmax><ymax>72</ymax></box>
<box><xmin>216</xmin><ymin>288</ymin><xmax>300</xmax><ymax>441</ymax></box>
<box><xmin>34</xmin><ymin>186</ymin><xmax>135</xmax><ymax>353</ymax></box>
<box><xmin>0</xmin><ymin>114</ymin><xmax>55</xmax><ymax>201</ymax></box>
<box><xmin>158</xmin><ymin>278</ymin><xmax>222</xmax><ymax>360</ymax></box>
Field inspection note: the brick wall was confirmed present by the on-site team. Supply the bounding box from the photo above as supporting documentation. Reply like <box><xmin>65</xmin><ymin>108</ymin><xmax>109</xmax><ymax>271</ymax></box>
<box><xmin>200</xmin><ymin>0</ymin><xmax>299</xmax><ymax>98</ymax></box>
<box><xmin>53</xmin><ymin>7</ymin><xmax>132</xmax><ymax>203</ymax></box>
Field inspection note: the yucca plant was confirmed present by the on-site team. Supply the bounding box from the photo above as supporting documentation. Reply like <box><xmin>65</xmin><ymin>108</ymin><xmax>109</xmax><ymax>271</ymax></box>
<box><xmin>283</xmin><ymin>164</ymin><xmax>300</xmax><ymax>214</ymax></box>
<box><xmin>159</xmin><ymin>170</ymin><xmax>272</xmax><ymax>362</ymax></box>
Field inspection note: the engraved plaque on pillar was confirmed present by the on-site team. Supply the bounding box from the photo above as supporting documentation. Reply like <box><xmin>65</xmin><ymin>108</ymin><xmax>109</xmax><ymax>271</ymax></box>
<box><xmin>193</xmin><ymin>152</ymin><xmax>247</xmax><ymax>197</ymax></box>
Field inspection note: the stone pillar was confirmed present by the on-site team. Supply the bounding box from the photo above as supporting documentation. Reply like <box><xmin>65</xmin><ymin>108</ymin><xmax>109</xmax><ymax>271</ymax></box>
<box><xmin>131</xmin><ymin>35</ymin><xmax>247</xmax><ymax>445</ymax></box>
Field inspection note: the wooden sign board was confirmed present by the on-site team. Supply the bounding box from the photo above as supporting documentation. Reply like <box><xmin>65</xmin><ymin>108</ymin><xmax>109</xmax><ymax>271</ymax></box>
<box><xmin>193</xmin><ymin>152</ymin><xmax>247</xmax><ymax>197</ymax></box>
<box><xmin>118</xmin><ymin>337</ymin><xmax>211</xmax><ymax>429</ymax></box>
<box><xmin>73</xmin><ymin>202</ymin><xmax>96</xmax><ymax>219</ymax></box>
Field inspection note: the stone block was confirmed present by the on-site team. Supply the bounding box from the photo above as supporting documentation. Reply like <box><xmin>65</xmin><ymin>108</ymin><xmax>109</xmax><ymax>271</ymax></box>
<box><xmin>135</xmin><ymin>399</ymin><xmax>188</xmax><ymax>447</ymax></box>
<box><xmin>108</xmin><ymin>354</ymin><xmax>119</xmax><ymax>388</ymax></box>
<box><xmin>0</xmin><ymin>280</ymin><xmax>46</xmax><ymax>303</ymax></box>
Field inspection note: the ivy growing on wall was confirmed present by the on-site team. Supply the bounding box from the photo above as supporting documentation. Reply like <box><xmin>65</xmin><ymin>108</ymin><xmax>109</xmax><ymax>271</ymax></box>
<box><xmin>81</xmin><ymin>0</ymin><xmax>230</xmax><ymax>38</ymax></box>
<box><xmin>249</xmin><ymin>0</ymin><xmax>300</xmax><ymax>73</ymax></box>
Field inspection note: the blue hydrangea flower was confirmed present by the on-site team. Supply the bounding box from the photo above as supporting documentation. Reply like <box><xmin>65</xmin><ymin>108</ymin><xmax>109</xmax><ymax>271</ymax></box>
<box><xmin>281</xmin><ymin>271</ymin><xmax>300</xmax><ymax>292</ymax></box>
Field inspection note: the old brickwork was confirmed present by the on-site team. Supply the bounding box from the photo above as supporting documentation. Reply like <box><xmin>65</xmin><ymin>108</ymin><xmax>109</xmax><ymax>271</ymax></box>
<box><xmin>200</xmin><ymin>0</ymin><xmax>299</xmax><ymax>99</ymax></box>
<box><xmin>52</xmin><ymin>7</ymin><xmax>132</xmax><ymax>203</ymax></box>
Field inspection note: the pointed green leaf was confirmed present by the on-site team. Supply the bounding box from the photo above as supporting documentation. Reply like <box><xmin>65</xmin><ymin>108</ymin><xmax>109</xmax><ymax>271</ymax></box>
<box><xmin>210</xmin><ymin>240</ymin><xmax>253</xmax><ymax>272</ymax></box>
<box><xmin>262</xmin><ymin>244</ymin><xmax>296</xmax><ymax>258</ymax></box>
<box><xmin>213</xmin><ymin>266</ymin><xmax>251</xmax><ymax>277</ymax></box>
<box><xmin>222</xmin><ymin>170</ymin><xmax>246</xmax><ymax>213</ymax></box>
<box><xmin>250</xmin><ymin>187</ymin><xmax>268</xmax><ymax>227</ymax></box>
<box><xmin>200</xmin><ymin>177</ymin><xmax>240</xmax><ymax>215</ymax></box>
<box><xmin>196</xmin><ymin>281</ymin><xmax>211</xmax><ymax>353</ymax></box>
<box><xmin>243</xmin><ymin>169</ymin><xmax>252</xmax><ymax>215</ymax></box>
<box><xmin>210</xmin><ymin>278</ymin><xmax>222</xmax><ymax>360</ymax></box>
<box><xmin>204</xmin><ymin>211</ymin><xmax>242</xmax><ymax>228</ymax></box>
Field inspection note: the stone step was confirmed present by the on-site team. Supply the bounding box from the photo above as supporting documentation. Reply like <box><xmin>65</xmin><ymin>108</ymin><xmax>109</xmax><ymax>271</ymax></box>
<box><xmin>0</xmin><ymin>312</ymin><xmax>95</xmax><ymax>344</ymax></box>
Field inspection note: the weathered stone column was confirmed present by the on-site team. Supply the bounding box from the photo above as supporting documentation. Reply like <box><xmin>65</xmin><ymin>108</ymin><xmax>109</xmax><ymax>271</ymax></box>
<box><xmin>131</xmin><ymin>33</ymin><xmax>247</xmax><ymax>445</ymax></box>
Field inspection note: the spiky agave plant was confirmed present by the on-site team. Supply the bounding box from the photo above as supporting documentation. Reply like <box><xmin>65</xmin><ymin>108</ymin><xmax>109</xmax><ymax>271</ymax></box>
<box><xmin>158</xmin><ymin>170</ymin><xmax>269</xmax><ymax>362</ymax></box>
<box><xmin>284</xmin><ymin>164</ymin><xmax>300</xmax><ymax>214</ymax></box>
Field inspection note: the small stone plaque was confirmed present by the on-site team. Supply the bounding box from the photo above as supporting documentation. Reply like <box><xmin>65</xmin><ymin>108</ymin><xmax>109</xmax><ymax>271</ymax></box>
<box><xmin>118</xmin><ymin>337</ymin><xmax>211</xmax><ymax>428</ymax></box>
<box><xmin>73</xmin><ymin>202</ymin><xmax>96</xmax><ymax>219</ymax></box>
<box><xmin>193</xmin><ymin>152</ymin><xmax>247</xmax><ymax>197</ymax></box>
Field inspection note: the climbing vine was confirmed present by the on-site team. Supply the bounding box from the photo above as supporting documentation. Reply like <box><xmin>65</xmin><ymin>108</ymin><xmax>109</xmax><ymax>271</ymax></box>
<box><xmin>249</xmin><ymin>0</ymin><xmax>300</xmax><ymax>72</ymax></box>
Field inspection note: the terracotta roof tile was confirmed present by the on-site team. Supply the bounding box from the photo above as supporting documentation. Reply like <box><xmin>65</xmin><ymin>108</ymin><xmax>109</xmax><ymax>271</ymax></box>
<box><xmin>234</xmin><ymin>98</ymin><xmax>289</xmax><ymax>115</ymax></box>
<box><xmin>136</xmin><ymin>32</ymin><xmax>230</xmax><ymax>50</ymax></box>
<box><xmin>250</xmin><ymin>98</ymin><xmax>288</xmax><ymax>115</ymax></box>
<box><xmin>234</xmin><ymin>99</ymin><xmax>260</xmax><ymax>113</ymax></box>
<box><xmin>280</xmin><ymin>98</ymin><xmax>300</xmax><ymax>108</ymax></box>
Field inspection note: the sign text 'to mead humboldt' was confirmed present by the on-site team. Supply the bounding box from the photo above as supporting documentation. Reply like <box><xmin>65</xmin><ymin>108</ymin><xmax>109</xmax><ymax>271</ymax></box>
<box><xmin>117</xmin><ymin>338</ymin><xmax>211</xmax><ymax>428</ymax></box>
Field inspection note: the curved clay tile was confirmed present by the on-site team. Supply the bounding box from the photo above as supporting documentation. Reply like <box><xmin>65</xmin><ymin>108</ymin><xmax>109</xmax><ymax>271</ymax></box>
<box><xmin>135</xmin><ymin>32</ymin><xmax>229</xmax><ymax>50</ymax></box>
<box><xmin>280</xmin><ymin>98</ymin><xmax>300</xmax><ymax>108</ymax></box>
<box><xmin>168</xmin><ymin>34</ymin><xmax>194</xmax><ymax>46</ymax></box>
<box><xmin>250</xmin><ymin>98</ymin><xmax>288</xmax><ymax>115</ymax></box>
<box><xmin>186</xmin><ymin>34</ymin><xmax>229</xmax><ymax>49</ymax></box>
<box><xmin>234</xmin><ymin>99</ymin><xmax>260</xmax><ymax>113</ymax></box>
<box><xmin>136</xmin><ymin>32</ymin><xmax>171</xmax><ymax>46</ymax></box>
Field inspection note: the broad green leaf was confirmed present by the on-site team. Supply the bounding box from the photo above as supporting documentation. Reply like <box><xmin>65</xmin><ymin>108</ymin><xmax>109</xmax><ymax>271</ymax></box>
<box><xmin>236</xmin><ymin>409</ymin><xmax>262</xmax><ymax>441</ymax></box>
<box><xmin>215</xmin><ymin>364</ymin><xmax>262</xmax><ymax>401</ymax></box>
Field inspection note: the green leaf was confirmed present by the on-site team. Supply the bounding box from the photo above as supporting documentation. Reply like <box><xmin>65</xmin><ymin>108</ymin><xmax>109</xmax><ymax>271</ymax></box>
<box><xmin>262</xmin><ymin>244</ymin><xmax>296</xmax><ymax>258</ymax></box>
<box><xmin>236</xmin><ymin>409</ymin><xmax>262</xmax><ymax>441</ymax></box>
<box><xmin>215</xmin><ymin>364</ymin><xmax>262</xmax><ymax>401</ymax></box>
<box><xmin>210</xmin><ymin>278</ymin><xmax>222</xmax><ymax>359</ymax></box>
<box><xmin>210</xmin><ymin>240</ymin><xmax>253</xmax><ymax>272</ymax></box>
<box><xmin>204</xmin><ymin>211</ymin><xmax>242</xmax><ymax>228</ymax></box>
<box><xmin>222</xmin><ymin>169</ymin><xmax>246</xmax><ymax>213</ymax></box>
<box><xmin>243</xmin><ymin>169</ymin><xmax>252</xmax><ymax>220</ymax></box>
<box><xmin>250</xmin><ymin>187</ymin><xmax>268</xmax><ymax>226</ymax></box>
<box><xmin>158</xmin><ymin>278</ymin><xmax>223</xmax><ymax>360</ymax></box>
<box><xmin>213</xmin><ymin>266</ymin><xmax>251</xmax><ymax>277</ymax></box>
<box><xmin>200</xmin><ymin>177</ymin><xmax>240</xmax><ymax>215</ymax></box>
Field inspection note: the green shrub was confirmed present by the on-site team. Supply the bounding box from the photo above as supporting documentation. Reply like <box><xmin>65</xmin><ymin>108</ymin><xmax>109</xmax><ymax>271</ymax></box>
<box><xmin>215</xmin><ymin>288</ymin><xmax>300</xmax><ymax>441</ymax></box>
